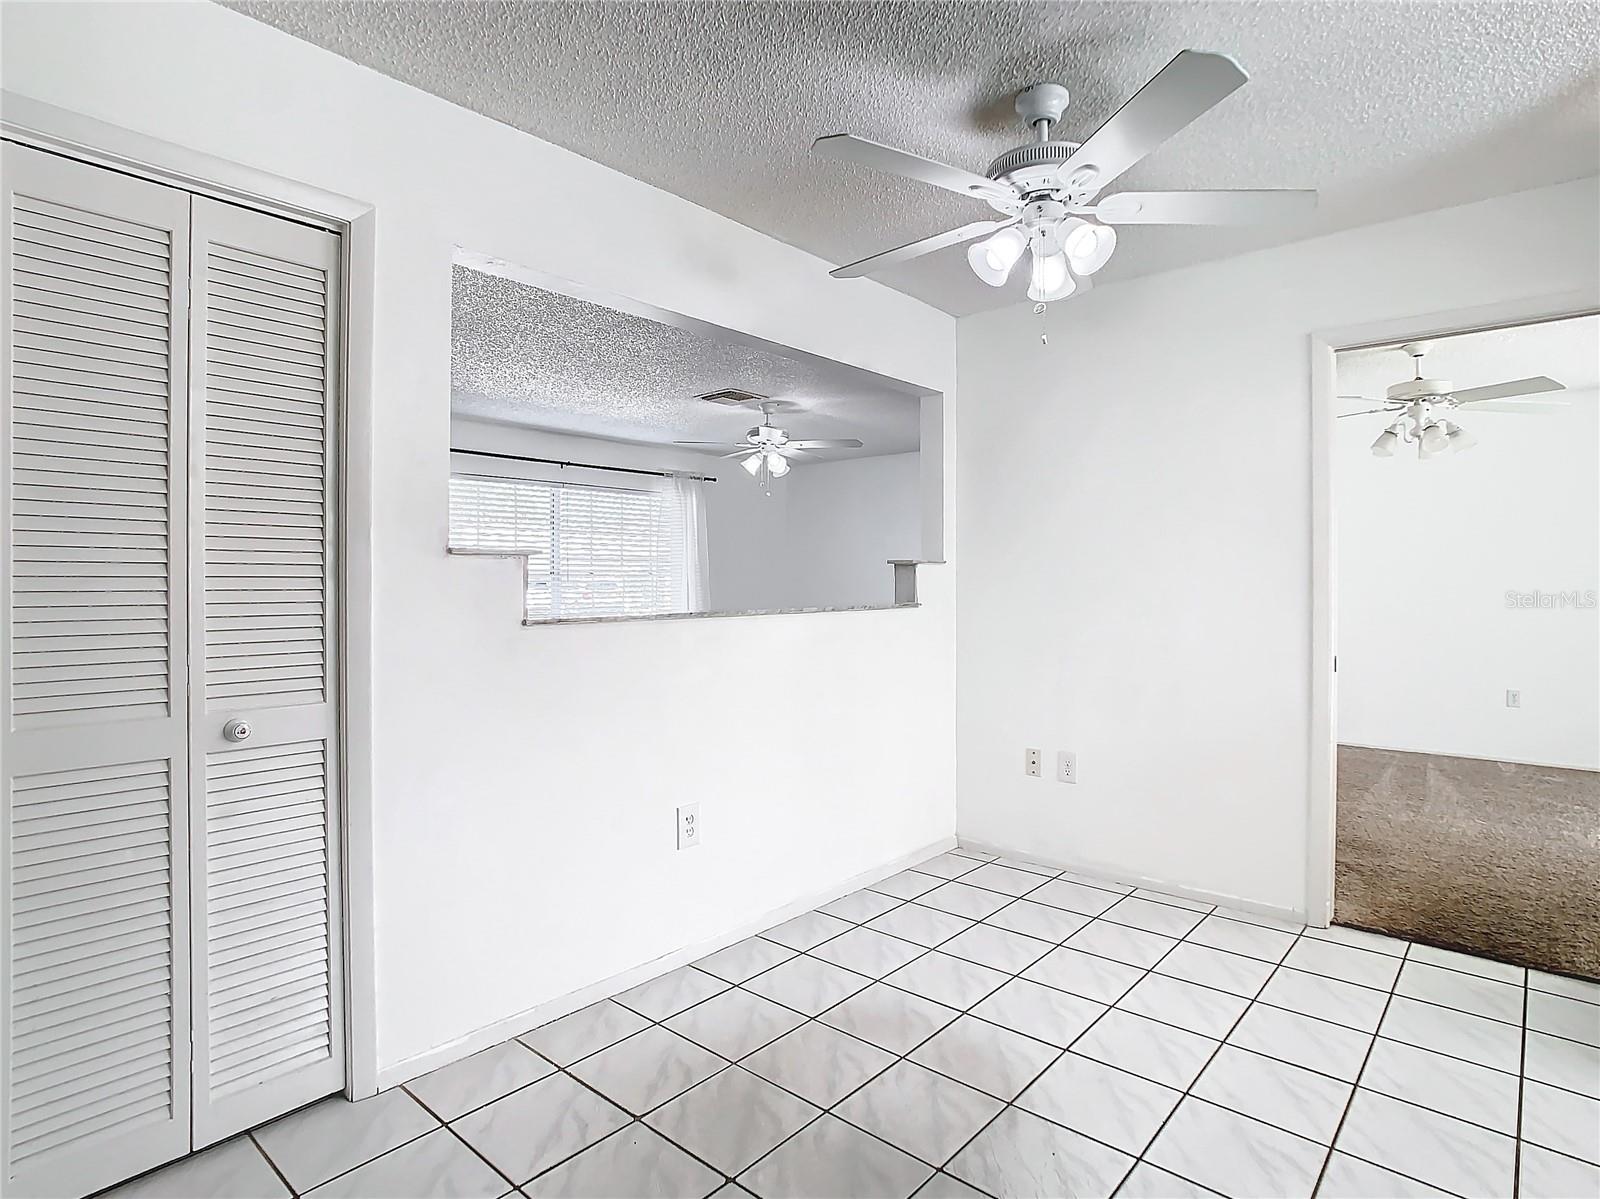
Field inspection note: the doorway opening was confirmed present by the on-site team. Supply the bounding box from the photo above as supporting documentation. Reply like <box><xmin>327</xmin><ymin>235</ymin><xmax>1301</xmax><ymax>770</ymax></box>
<box><xmin>1329</xmin><ymin>313</ymin><xmax>1599</xmax><ymax>976</ymax></box>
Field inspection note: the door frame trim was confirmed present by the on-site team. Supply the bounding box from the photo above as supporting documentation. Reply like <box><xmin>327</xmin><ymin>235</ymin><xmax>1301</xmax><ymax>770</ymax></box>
<box><xmin>1</xmin><ymin>92</ymin><xmax>381</xmax><ymax>1104</ymax></box>
<box><xmin>1304</xmin><ymin>289</ymin><xmax>1600</xmax><ymax>929</ymax></box>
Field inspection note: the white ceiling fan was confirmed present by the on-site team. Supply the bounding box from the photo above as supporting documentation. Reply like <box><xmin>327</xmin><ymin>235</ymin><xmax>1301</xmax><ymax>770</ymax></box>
<box><xmin>675</xmin><ymin>403</ymin><xmax>863</xmax><ymax>489</ymax></box>
<box><xmin>811</xmin><ymin>50</ymin><xmax>1316</xmax><ymax>302</ymax></box>
<box><xmin>1340</xmin><ymin>342</ymin><xmax>1569</xmax><ymax>458</ymax></box>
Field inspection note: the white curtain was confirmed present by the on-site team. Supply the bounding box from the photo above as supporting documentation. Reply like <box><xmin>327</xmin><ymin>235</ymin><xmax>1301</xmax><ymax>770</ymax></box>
<box><xmin>672</xmin><ymin>474</ymin><xmax>710</xmax><ymax>612</ymax></box>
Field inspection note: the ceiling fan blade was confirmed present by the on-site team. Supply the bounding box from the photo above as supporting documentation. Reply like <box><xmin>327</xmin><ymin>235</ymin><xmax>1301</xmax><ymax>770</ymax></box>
<box><xmin>1337</xmin><ymin>395</ymin><xmax>1383</xmax><ymax>401</ymax></box>
<box><xmin>1457</xmin><ymin>401</ymin><xmax>1569</xmax><ymax>415</ymax></box>
<box><xmin>1055</xmin><ymin>50</ymin><xmax>1248</xmax><ymax>193</ymax></box>
<box><xmin>1452</xmin><ymin>376</ymin><xmax>1566</xmax><ymax>404</ymax></box>
<box><xmin>1093</xmin><ymin>189</ymin><xmax>1316</xmax><ymax>225</ymax></box>
<box><xmin>1337</xmin><ymin>409</ymin><xmax>1392</xmax><ymax>418</ymax></box>
<box><xmin>784</xmin><ymin>438</ymin><xmax>865</xmax><ymax>450</ymax></box>
<box><xmin>674</xmin><ymin>441</ymin><xmax>745</xmax><ymax>448</ymax></box>
<box><xmin>830</xmin><ymin>219</ymin><xmax>1017</xmax><ymax>280</ymax></box>
<box><xmin>812</xmin><ymin>133</ymin><xmax>1016</xmax><ymax>204</ymax></box>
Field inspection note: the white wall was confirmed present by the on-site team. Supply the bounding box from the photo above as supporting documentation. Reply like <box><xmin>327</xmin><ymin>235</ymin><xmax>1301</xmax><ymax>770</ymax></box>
<box><xmin>954</xmin><ymin>178</ymin><xmax>1600</xmax><ymax>916</ymax></box>
<box><xmin>1336</xmin><ymin>385</ymin><xmax>1599</xmax><ymax>770</ymax></box>
<box><xmin>785</xmin><ymin>453</ymin><xmax>922</xmax><ymax>609</ymax></box>
<box><xmin>3</xmin><ymin>1</ymin><xmax>956</xmax><ymax>1080</ymax></box>
<box><xmin>704</xmin><ymin>463</ymin><xmax>791</xmax><ymax>613</ymax></box>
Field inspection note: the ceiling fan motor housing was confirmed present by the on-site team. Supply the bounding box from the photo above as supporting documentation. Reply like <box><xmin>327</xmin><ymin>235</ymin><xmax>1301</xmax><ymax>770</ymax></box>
<box><xmin>984</xmin><ymin>141</ymin><xmax>1089</xmax><ymax>209</ymax></box>
<box><xmin>1387</xmin><ymin>378</ymin><xmax>1455</xmax><ymax>402</ymax></box>
<box><xmin>747</xmin><ymin>424</ymin><xmax>787</xmax><ymax>446</ymax></box>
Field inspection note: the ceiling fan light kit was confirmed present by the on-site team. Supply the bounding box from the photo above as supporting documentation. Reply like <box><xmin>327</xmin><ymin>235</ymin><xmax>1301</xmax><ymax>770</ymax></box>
<box><xmin>1344</xmin><ymin>342</ymin><xmax>1568</xmax><ymax>461</ymax></box>
<box><xmin>812</xmin><ymin>50</ymin><xmax>1316</xmax><ymax>307</ymax></box>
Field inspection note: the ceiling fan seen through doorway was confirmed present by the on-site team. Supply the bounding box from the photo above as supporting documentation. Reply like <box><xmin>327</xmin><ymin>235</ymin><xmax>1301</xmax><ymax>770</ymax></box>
<box><xmin>675</xmin><ymin>403</ymin><xmax>863</xmax><ymax>491</ymax></box>
<box><xmin>1340</xmin><ymin>342</ymin><xmax>1568</xmax><ymax>459</ymax></box>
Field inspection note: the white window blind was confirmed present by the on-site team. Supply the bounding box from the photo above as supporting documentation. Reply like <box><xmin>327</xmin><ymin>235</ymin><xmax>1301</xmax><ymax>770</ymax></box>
<box><xmin>449</xmin><ymin>472</ymin><xmax>694</xmax><ymax>619</ymax></box>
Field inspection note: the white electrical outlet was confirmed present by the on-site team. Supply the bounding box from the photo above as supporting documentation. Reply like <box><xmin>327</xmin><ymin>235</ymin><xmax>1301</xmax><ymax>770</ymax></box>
<box><xmin>1026</xmin><ymin>748</ymin><xmax>1042</xmax><ymax>778</ymax></box>
<box><xmin>1057</xmin><ymin>751</ymin><xmax>1077</xmax><ymax>784</ymax></box>
<box><xmin>1506</xmin><ymin>689</ymin><xmax>1521</xmax><ymax>709</ymax></box>
<box><xmin>677</xmin><ymin>803</ymin><xmax>701</xmax><ymax>850</ymax></box>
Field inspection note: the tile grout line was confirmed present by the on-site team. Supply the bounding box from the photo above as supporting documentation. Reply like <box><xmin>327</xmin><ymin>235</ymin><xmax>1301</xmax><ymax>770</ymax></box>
<box><xmin>1513</xmin><ymin>969</ymin><xmax>1529</xmax><ymax>1199</ymax></box>
<box><xmin>507</xmin><ymin>888</ymin><xmax>980</xmax><ymax>1196</ymax></box>
<box><xmin>270</xmin><ymin>1092</ymin><xmax>449</xmax><ymax>1197</ymax></box>
<box><xmin>400</xmin><ymin>1082</ymin><xmax>522</xmax><ymax>1196</ymax></box>
<box><xmin>1307</xmin><ymin>935</ymin><xmax>1411</xmax><ymax>1196</ymax></box>
<box><xmin>719</xmin><ymin>859</ymin><xmax>1051</xmax><ymax>1196</ymax></box>
<box><xmin>858</xmin><ymin>862</ymin><xmax>1280</xmax><ymax>1198</ymax></box>
<box><xmin>553</xmin><ymin>1063</ymin><xmax>742</xmax><ymax>1192</ymax></box>
<box><xmin>247</xmin><ymin>1129</ymin><xmax>298</xmax><ymax>1197</ymax></box>
<box><xmin>644</xmin><ymin>857</ymin><xmax>1076</xmax><ymax>1196</ymax></box>
<box><xmin>1110</xmin><ymin>912</ymin><xmax>1318</xmax><ymax>1197</ymax></box>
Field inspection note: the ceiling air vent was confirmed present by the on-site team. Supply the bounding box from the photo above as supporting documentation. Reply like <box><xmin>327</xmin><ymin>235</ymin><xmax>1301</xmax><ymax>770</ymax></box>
<box><xmin>696</xmin><ymin>388</ymin><xmax>768</xmax><ymax>407</ymax></box>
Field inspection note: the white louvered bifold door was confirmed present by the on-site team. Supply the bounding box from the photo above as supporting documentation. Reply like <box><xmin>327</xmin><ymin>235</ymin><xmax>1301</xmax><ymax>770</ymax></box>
<box><xmin>1</xmin><ymin>144</ymin><xmax>194</xmax><ymax>1199</ymax></box>
<box><xmin>187</xmin><ymin>198</ymin><xmax>343</xmax><ymax>1146</ymax></box>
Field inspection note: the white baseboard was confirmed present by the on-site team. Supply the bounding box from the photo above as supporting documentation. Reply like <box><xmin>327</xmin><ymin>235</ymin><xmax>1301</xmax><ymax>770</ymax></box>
<box><xmin>374</xmin><ymin>834</ymin><xmax>956</xmax><ymax>1091</ymax></box>
<box><xmin>956</xmin><ymin>838</ymin><xmax>1310</xmax><ymax>926</ymax></box>
<box><xmin>1338</xmin><ymin>742</ymin><xmax>1599</xmax><ymax>774</ymax></box>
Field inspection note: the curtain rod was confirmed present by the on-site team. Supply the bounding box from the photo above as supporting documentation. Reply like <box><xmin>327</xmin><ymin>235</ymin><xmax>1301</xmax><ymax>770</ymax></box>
<box><xmin>449</xmin><ymin>446</ymin><xmax>717</xmax><ymax>484</ymax></box>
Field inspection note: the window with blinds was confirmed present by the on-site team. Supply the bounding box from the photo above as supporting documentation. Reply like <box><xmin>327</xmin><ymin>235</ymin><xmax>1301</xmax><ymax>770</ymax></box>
<box><xmin>448</xmin><ymin>473</ymin><xmax>691</xmax><ymax>620</ymax></box>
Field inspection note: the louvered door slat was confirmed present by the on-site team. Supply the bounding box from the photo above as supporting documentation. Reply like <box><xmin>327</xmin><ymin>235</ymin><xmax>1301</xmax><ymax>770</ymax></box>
<box><xmin>189</xmin><ymin>198</ymin><xmax>343</xmax><ymax>1147</ymax></box>
<box><xmin>3</xmin><ymin>145</ymin><xmax>192</xmax><ymax>1197</ymax></box>
<box><xmin>200</xmin><ymin>212</ymin><xmax>330</xmax><ymax>708</ymax></box>
<box><xmin>5</xmin><ymin>761</ymin><xmax>181</xmax><ymax>1189</ymax></box>
<box><xmin>8</xmin><ymin>174</ymin><xmax>177</xmax><ymax>721</ymax></box>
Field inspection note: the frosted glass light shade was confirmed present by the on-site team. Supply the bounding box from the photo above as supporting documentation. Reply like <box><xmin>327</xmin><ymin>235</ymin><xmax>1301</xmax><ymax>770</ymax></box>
<box><xmin>1027</xmin><ymin>250</ymin><xmax>1076</xmax><ymax>302</ymax></box>
<box><xmin>1059</xmin><ymin>217</ymin><xmax>1117</xmax><ymax>275</ymax></box>
<box><xmin>966</xmin><ymin>227</ymin><xmax>1027</xmax><ymax>286</ymax></box>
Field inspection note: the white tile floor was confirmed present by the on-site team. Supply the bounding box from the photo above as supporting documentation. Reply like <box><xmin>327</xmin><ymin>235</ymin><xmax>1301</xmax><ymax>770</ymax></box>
<box><xmin>104</xmin><ymin>847</ymin><xmax>1600</xmax><ymax>1199</ymax></box>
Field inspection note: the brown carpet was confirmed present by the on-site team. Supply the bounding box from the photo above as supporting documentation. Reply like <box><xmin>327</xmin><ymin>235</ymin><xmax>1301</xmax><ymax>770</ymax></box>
<box><xmin>1335</xmin><ymin>744</ymin><xmax>1600</xmax><ymax>980</ymax></box>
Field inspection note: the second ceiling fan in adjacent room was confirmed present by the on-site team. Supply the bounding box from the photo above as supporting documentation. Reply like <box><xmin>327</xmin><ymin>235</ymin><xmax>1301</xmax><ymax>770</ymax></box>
<box><xmin>676</xmin><ymin>403</ymin><xmax>863</xmax><ymax>490</ymax></box>
<box><xmin>1340</xmin><ymin>342</ymin><xmax>1569</xmax><ymax>459</ymax></box>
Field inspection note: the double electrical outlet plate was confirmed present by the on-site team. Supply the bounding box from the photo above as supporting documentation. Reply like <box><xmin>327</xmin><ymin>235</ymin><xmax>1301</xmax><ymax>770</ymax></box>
<box><xmin>1026</xmin><ymin>748</ymin><xmax>1076</xmax><ymax>783</ymax></box>
<box><xmin>676</xmin><ymin>803</ymin><xmax>700</xmax><ymax>850</ymax></box>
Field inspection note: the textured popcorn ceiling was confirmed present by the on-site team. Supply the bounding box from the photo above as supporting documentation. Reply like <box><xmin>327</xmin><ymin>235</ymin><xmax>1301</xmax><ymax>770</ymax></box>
<box><xmin>1338</xmin><ymin>313</ymin><xmax>1600</xmax><ymax>402</ymax></box>
<box><xmin>451</xmin><ymin>266</ymin><xmax>921</xmax><ymax>453</ymax></box>
<box><xmin>227</xmin><ymin>1</ymin><xmax>1598</xmax><ymax>316</ymax></box>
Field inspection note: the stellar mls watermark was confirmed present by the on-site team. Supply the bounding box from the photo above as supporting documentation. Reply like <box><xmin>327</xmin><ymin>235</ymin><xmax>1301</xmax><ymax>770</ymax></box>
<box><xmin>1505</xmin><ymin>588</ymin><xmax>1598</xmax><ymax>610</ymax></box>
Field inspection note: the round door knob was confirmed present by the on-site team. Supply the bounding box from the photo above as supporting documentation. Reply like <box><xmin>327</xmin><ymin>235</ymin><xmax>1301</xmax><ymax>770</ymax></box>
<box><xmin>223</xmin><ymin>719</ymin><xmax>252</xmax><ymax>743</ymax></box>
